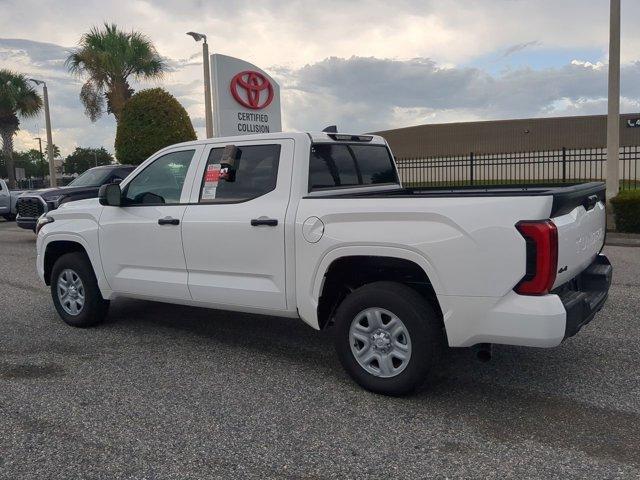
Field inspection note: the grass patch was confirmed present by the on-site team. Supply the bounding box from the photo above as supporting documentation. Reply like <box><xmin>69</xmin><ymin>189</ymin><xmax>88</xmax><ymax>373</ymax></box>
<box><xmin>610</xmin><ymin>189</ymin><xmax>640</xmax><ymax>233</ymax></box>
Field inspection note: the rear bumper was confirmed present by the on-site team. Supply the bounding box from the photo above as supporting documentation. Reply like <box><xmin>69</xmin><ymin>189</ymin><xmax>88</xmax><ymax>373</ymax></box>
<box><xmin>443</xmin><ymin>254</ymin><xmax>611</xmax><ymax>348</ymax></box>
<box><xmin>553</xmin><ymin>254</ymin><xmax>612</xmax><ymax>339</ymax></box>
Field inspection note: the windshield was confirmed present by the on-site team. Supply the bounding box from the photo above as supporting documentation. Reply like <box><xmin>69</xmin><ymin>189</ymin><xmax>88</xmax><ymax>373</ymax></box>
<box><xmin>68</xmin><ymin>169</ymin><xmax>112</xmax><ymax>187</ymax></box>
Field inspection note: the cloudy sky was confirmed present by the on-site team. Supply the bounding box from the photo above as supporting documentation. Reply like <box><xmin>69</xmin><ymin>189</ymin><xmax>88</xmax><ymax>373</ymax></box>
<box><xmin>1</xmin><ymin>0</ymin><xmax>639</xmax><ymax>157</ymax></box>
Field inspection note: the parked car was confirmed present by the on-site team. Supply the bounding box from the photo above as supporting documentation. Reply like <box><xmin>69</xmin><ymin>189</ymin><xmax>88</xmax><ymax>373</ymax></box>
<box><xmin>35</xmin><ymin>132</ymin><xmax>611</xmax><ymax>395</ymax></box>
<box><xmin>16</xmin><ymin>164</ymin><xmax>135</xmax><ymax>231</ymax></box>
<box><xmin>0</xmin><ymin>179</ymin><xmax>25</xmax><ymax>221</ymax></box>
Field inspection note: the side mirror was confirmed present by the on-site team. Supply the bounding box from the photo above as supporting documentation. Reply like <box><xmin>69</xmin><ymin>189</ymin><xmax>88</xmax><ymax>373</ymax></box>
<box><xmin>98</xmin><ymin>183</ymin><xmax>122</xmax><ymax>206</ymax></box>
<box><xmin>220</xmin><ymin>144</ymin><xmax>238</xmax><ymax>183</ymax></box>
<box><xmin>112</xmin><ymin>177</ymin><xmax>123</xmax><ymax>184</ymax></box>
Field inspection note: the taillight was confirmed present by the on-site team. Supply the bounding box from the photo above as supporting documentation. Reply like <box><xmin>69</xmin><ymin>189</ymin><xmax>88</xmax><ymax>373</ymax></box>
<box><xmin>515</xmin><ymin>220</ymin><xmax>558</xmax><ymax>295</ymax></box>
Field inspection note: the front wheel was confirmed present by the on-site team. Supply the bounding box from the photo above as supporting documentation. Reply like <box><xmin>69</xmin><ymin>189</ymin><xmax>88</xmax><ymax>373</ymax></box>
<box><xmin>50</xmin><ymin>252</ymin><xmax>109</xmax><ymax>327</ymax></box>
<box><xmin>2</xmin><ymin>214</ymin><xmax>16</xmax><ymax>221</ymax></box>
<box><xmin>333</xmin><ymin>281</ymin><xmax>444</xmax><ymax>396</ymax></box>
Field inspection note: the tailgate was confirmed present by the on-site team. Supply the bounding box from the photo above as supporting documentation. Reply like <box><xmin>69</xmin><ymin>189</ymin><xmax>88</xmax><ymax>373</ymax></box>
<box><xmin>551</xmin><ymin>183</ymin><xmax>606</xmax><ymax>288</ymax></box>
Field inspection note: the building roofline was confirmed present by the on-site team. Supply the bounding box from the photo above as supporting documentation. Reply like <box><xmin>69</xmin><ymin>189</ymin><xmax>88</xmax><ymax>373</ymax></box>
<box><xmin>372</xmin><ymin>112</ymin><xmax>640</xmax><ymax>136</ymax></box>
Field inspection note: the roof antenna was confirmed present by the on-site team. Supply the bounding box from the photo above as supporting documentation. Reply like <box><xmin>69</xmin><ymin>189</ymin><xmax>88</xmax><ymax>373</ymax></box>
<box><xmin>322</xmin><ymin>125</ymin><xmax>338</xmax><ymax>133</ymax></box>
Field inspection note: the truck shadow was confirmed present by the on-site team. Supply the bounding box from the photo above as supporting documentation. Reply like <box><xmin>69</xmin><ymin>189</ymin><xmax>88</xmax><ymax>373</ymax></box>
<box><xmin>105</xmin><ymin>298</ymin><xmax>640</xmax><ymax>468</ymax></box>
<box><xmin>107</xmin><ymin>297</ymin><xmax>339</xmax><ymax>376</ymax></box>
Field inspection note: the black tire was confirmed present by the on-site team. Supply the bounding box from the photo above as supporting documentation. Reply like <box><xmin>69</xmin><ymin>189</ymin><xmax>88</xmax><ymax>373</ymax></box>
<box><xmin>50</xmin><ymin>252</ymin><xmax>109</xmax><ymax>327</ymax></box>
<box><xmin>333</xmin><ymin>281</ymin><xmax>444</xmax><ymax>396</ymax></box>
<box><xmin>2</xmin><ymin>214</ymin><xmax>16</xmax><ymax>221</ymax></box>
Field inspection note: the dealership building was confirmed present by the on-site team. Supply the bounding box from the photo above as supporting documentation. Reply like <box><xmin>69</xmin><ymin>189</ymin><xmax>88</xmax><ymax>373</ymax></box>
<box><xmin>374</xmin><ymin>113</ymin><xmax>640</xmax><ymax>188</ymax></box>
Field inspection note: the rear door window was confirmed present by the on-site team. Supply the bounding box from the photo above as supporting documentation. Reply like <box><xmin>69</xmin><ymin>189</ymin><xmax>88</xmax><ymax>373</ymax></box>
<box><xmin>309</xmin><ymin>144</ymin><xmax>398</xmax><ymax>191</ymax></box>
<box><xmin>199</xmin><ymin>144</ymin><xmax>281</xmax><ymax>203</ymax></box>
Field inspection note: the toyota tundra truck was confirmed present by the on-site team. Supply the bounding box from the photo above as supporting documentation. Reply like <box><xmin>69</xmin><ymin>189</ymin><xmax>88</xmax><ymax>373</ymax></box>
<box><xmin>35</xmin><ymin>132</ymin><xmax>611</xmax><ymax>395</ymax></box>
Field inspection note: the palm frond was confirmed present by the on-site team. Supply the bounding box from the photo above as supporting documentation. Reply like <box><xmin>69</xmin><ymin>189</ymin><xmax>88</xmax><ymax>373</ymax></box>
<box><xmin>0</xmin><ymin>69</ymin><xmax>43</xmax><ymax>119</ymax></box>
<box><xmin>16</xmin><ymin>89</ymin><xmax>43</xmax><ymax>118</ymax></box>
<box><xmin>79</xmin><ymin>80</ymin><xmax>106</xmax><ymax>122</ymax></box>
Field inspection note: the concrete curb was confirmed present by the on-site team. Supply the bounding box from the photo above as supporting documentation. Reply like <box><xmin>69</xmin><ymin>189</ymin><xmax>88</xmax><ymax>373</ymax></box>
<box><xmin>606</xmin><ymin>232</ymin><xmax>640</xmax><ymax>247</ymax></box>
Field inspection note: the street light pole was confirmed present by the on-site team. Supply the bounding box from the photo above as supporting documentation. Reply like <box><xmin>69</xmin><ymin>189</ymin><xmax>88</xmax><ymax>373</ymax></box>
<box><xmin>187</xmin><ymin>32</ymin><xmax>214</xmax><ymax>138</ymax></box>
<box><xmin>29</xmin><ymin>79</ymin><xmax>57</xmax><ymax>187</ymax></box>
<box><xmin>34</xmin><ymin>137</ymin><xmax>45</xmax><ymax>181</ymax></box>
<box><xmin>606</xmin><ymin>0</ymin><xmax>621</xmax><ymax>201</ymax></box>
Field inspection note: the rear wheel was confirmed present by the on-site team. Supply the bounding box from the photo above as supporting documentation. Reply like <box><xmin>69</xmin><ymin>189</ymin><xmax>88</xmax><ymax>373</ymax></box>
<box><xmin>333</xmin><ymin>281</ymin><xmax>444</xmax><ymax>396</ymax></box>
<box><xmin>2</xmin><ymin>214</ymin><xmax>16</xmax><ymax>221</ymax></box>
<box><xmin>51</xmin><ymin>252</ymin><xmax>109</xmax><ymax>327</ymax></box>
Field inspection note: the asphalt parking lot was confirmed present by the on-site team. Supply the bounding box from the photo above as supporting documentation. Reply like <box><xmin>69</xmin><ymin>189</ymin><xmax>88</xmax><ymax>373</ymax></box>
<box><xmin>0</xmin><ymin>219</ymin><xmax>639</xmax><ymax>479</ymax></box>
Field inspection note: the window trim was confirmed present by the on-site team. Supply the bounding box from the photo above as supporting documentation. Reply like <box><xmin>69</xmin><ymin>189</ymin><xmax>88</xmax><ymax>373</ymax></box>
<box><xmin>307</xmin><ymin>142</ymin><xmax>399</xmax><ymax>193</ymax></box>
<box><xmin>120</xmin><ymin>148</ymin><xmax>197</xmax><ymax>207</ymax></box>
<box><xmin>196</xmin><ymin>143</ymin><xmax>282</xmax><ymax>205</ymax></box>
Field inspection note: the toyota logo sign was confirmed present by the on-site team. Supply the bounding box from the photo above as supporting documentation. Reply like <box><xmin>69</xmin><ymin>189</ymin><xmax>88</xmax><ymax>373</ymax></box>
<box><xmin>230</xmin><ymin>70</ymin><xmax>274</xmax><ymax>110</ymax></box>
<box><xmin>211</xmin><ymin>54</ymin><xmax>281</xmax><ymax>136</ymax></box>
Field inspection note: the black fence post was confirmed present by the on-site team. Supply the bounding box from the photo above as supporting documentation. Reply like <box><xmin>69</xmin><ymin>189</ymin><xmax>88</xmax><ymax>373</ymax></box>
<box><xmin>562</xmin><ymin>147</ymin><xmax>567</xmax><ymax>183</ymax></box>
<box><xmin>469</xmin><ymin>152</ymin><xmax>474</xmax><ymax>186</ymax></box>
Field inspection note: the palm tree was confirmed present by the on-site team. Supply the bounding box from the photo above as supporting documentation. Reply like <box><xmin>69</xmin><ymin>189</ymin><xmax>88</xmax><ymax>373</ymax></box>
<box><xmin>0</xmin><ymin>70</ymin><xmax>43</xmax><ymax>188</ymax></box>
<box><xmin>66</xmin><ymin>23</ymin><xmax>166</xmax><ymax>123</ymax></box>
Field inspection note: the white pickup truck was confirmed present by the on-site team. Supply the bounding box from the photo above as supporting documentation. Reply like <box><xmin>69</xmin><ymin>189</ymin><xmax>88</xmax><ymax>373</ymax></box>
<box><xmin>36</xmin><ymin>132</ymin><xmax>612</xmax><ymax>395</ymax></box>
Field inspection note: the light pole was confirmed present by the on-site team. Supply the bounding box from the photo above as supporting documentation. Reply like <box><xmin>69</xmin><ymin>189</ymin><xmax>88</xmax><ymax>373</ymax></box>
<box><xmin>34</xmin><ymin>137</ymin><xmax>46</xmax><ymax>181</ymax></box>
<box><xmin>606</xmin><ymin>0</ymin><xmax>621</xmax><ymax>201</ymax></box>
<box><xmin>187</xmin><ymin>31</ymin><xmax>214</xmax><ymax>138</ymax></box>
<box><xmin>29</xmin><ymin>79</ymin><xmax>57</xmax><ymax>187</ymax></box>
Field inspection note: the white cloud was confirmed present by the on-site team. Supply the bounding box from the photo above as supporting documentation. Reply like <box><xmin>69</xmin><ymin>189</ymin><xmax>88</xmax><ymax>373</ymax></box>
<box><xmin>279</xmin><ymin>55</ymin><xmax>640</xmax><ymax>132</ymax></box>
<box><xmin>2</xmin><ymin>0</ymin><xmax>640</xmax><ymax>67</ymax></box>
<box><xmin>1</xmin><ymin>1</ymin><xmax>640</xmax><ymax>157</ymax></box>
<box><xmin>571</xmin><ymin>59</ymin><xmax>606</xmax><ymax>70</ymax></box>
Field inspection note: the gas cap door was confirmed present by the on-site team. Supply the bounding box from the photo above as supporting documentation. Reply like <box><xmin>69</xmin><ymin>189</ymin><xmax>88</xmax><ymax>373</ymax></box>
<box><xmin>302</xmin><ymin>216</ymin><xmax>324</xmax><ymax>243</ymax></box>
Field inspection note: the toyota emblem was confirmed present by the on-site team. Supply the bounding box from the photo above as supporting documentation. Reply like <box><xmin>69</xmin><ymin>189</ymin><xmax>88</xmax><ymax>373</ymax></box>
<box><xmin>230</xmin><ymin>70</ymin><xmax>274</xmax><ymax>110</ymax></box>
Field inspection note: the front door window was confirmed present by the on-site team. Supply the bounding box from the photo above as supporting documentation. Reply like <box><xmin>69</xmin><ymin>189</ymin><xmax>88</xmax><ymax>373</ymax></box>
<box><xmin>124</xmin><ymin>150</ymin><xmax>195</xmax><ymax>205</ymax></box>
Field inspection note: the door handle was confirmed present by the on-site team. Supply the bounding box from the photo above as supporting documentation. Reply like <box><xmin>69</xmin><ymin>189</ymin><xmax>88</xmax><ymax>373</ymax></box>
<box><xmin>158</xmin><ymin>216</ymin><xmax>180</xmax><ymax>225</ymax></box>
<box><xmin>251</xmin><ymin>218</ymin><xmax>278</xmax><ymax>227</ymax></box>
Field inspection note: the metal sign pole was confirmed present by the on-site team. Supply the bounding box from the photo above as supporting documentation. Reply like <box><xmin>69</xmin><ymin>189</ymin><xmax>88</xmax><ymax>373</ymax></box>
<box><xmin>606</xmin><ymin>0</ymin><xmax>621</xmax><ymax>201</ymax></box>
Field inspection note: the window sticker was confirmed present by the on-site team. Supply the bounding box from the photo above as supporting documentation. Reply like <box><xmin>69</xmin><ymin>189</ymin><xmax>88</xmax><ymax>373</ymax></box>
<box><xmin>202</xmin><ymin>163</ymin><xmax>221</xmax><ymax>200</ymax></box>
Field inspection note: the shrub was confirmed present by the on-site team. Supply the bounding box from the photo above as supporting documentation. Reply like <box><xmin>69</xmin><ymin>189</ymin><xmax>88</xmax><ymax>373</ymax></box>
<box><xmin>610</xmin><ymin>189</ymin><xmax>640</xmax><ymax>233</ymax></box>
<box><xmin>115</xmin><ymin>88</ymin><xmax>196</xmax><ymax>165</ymax></box>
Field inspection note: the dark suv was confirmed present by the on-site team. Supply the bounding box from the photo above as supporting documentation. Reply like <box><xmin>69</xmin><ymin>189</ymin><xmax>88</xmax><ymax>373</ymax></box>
<box><xmin>16</xmin><ymin>164</ymin><xmax>135</xmax><ymax>231</ymax></box>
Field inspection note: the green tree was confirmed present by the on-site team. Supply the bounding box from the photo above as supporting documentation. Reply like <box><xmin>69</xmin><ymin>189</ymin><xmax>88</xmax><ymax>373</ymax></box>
<box><xmin>64</xmin><ymin>147</ymin><xmax>114</xmax><ymax>174</ymax></box>
<box><xmin>29</xmin><ymin>143</ymin><xmax>60</xmax><ymax>178</ymax></box>
<box><xmin>115</xmin><ymin>88</ymin><xmax>196</xmax><ymax>165</ymax></box>
<box><xmin>0</xmin><ymin>145</ymin><xmax>61</xmax><ymax>180</ymax></box>
<box><xmin>0</xmin><ymin>70</ymin><xmax>43</xmax><ymax>188</ymax></box>
<box><xmin>21</xmin><ymin>149</ymin><xmax>46</xmax><ymax>178</ymax></box>
<box><xmin>65</xmin><ymin>23</ymin><xmax>166</xmax><ymax>123</ymax></box>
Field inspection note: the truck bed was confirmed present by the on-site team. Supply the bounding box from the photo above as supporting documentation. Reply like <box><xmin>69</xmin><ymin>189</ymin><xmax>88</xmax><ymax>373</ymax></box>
<box><xmin>311</xmin><ymin>182</ymin><xmax>605</xmax><ymax>217</ymax></box>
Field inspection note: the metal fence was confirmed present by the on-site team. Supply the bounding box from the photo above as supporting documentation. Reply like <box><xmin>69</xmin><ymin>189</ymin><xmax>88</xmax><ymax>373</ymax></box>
<box><xmin>396</xmin><ymin>146</ymin><xmax>640</xmax><ymax>190</ymax></box>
